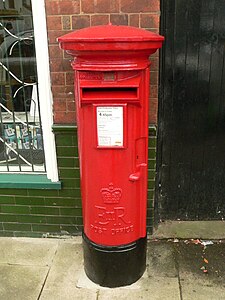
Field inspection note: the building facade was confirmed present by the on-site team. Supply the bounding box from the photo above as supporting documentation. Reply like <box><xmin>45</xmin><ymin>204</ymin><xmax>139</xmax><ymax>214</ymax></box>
<box><xmin>0</xmin><ymin>0</ymin><xmax>161</xmax><ymax>237</ymax></box>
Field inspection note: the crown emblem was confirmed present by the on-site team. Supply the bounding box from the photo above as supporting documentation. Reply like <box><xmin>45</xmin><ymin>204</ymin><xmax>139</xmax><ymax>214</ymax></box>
<box><xmin>100</xmin><ymin>183</ymin><xmax>122</xmax><ymax>204</ymax></box>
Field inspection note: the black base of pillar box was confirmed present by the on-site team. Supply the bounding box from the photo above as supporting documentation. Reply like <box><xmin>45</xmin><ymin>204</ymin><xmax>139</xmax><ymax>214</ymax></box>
<box><xmin>82</xmin><ymin>232</ymin><xmax>147</xmax><ymax>288</ymax></box>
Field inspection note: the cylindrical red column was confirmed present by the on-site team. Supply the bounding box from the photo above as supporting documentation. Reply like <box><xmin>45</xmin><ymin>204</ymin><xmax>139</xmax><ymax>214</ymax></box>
<box><xmin>58</xmin><ymin>25</ymin><xmax>164</xmax><ymax>287</ymax></box>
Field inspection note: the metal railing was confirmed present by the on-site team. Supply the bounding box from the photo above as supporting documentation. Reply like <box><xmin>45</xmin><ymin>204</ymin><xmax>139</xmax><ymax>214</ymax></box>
<box><xmin>0</xmin><ymin>1</ymin><xmax>46</xmax><ymax>173</ymax></box>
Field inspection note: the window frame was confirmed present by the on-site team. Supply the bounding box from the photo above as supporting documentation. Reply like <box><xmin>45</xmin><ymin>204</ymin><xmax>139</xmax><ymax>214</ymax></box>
<box><xmin>31</xmin><ymin>0</ymin><xmax>59</xmax><ymax>182</ymax></box>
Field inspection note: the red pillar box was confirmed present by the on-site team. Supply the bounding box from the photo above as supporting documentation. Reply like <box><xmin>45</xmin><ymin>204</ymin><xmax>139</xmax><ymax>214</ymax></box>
<box><xmin>58</xmin><ymin>25</ymin><xmax>164</xmax><ymax>287</ymax></box>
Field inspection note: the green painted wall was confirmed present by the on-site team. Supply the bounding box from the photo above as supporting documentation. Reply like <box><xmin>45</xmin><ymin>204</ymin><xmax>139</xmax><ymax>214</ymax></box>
<box><xmin>0</xmin><ymin>126</ymin><xmax>157</xmax><ymax>237</ymax></box>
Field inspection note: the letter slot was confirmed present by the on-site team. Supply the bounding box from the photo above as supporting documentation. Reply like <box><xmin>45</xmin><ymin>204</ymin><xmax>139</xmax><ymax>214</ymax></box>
<box><xmin>81</xmin><ymin>87</ymin><xmax>139</xmax><ymax>104</ymax></box>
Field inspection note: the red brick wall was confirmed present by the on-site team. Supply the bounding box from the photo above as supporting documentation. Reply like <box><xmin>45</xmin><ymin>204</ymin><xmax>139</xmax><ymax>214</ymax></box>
<box><xmin>45</xmin><ymin>0</ymin><xmax>161</xmax><ymax>124</ymax></box>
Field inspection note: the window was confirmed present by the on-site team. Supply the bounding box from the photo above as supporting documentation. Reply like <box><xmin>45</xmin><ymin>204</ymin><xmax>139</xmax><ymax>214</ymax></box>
<box><xmin>0</xmin><ymin>0</ymin><xmax>59</xmax><ymax>182</ymax></box>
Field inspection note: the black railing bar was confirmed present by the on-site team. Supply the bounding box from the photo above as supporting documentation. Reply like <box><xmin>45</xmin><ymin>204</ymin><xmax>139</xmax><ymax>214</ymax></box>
<box><xmin>0</xmin><ymin>103</ymin><xmax>10</xmax><ymax>171</ymax></box>
<box><xmin>0</xmin><ymin>102</ymin><xmax>38</xmax><ymax>128</ymax></box>
<box><xmin>0</xmin><ymin>136</ymin><xmax>32</xmax><ymax>166</ymax></box>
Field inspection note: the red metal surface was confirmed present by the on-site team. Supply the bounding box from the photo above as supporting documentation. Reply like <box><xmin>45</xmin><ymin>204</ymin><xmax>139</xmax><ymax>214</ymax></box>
<box><xmin>58</xmin><ymin>24</ymin><xmax>164</xmax><ymax>55</ymax></box>
<box><xmin>58</xmin><ymin>25</ymin><xmax>164</xmax><ymax>246</ymax></box>
<box><xmin>58</xmin><ymin>24</ymin><xmax>163</xmax><ymax>42</ymax></box>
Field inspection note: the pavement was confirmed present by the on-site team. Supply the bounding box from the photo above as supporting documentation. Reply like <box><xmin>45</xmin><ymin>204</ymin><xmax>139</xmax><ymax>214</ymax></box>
<box><xmin>0</xmin><ymin>236</ymin><xmax>225</xmax><ymax>300</ymax></box>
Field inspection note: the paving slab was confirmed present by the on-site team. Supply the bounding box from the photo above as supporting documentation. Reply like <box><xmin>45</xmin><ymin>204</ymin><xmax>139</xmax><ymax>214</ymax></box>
<box><xmin>40</xmin><ymin>286</ymin><xmax>97</xmax><ymax>300</ymax></box>
<box><xmin>98</xmin><ymin>277</ymin><xmax>181</xmax><ymax>300</ymax></box>
<box><xmin>174</xmin><ymin>241</ymin><xmax>225</xmax><ymax>282</ymax></box>
<box><xmin>147</xmin><ymin>240</ymin><xmax>178</xmax><ymax>278</ymax></box>
<box><xmin>0</xmin><ymin>237</ymin><xmax>58</xmax><ymax>266</ymax></box>
<box><xmin>174</xmin><ymin>241</ymin><xmax>225</xmax><ymax>300</ymax></box>
<box><xmin>0</xmin><ymin>264</ymin><xmax>48</xmax><ymax>300</ymax></box>
<box><xmin>39</xmin><ymin>241</ymin><xmax>97</xmax><ymax>300</ymax></box>
<box><xmin>180</xmin><ymin>277</ymin><xmax>225</xmax><ymax>300</ymax></box>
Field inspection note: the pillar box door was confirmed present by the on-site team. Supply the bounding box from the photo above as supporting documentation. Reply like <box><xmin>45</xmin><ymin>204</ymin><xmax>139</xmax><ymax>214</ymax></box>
<box><xmin>58</xmin><ymin>24</ymin><xmax>164</xmax><ymax>288</ymax></box>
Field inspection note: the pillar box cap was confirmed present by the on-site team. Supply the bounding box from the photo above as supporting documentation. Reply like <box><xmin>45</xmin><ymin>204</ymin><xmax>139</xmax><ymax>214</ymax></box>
<box><xmin>58</xmin><ymin>24</ymin><xmax>164</xmax><ymax>55</ymax></box>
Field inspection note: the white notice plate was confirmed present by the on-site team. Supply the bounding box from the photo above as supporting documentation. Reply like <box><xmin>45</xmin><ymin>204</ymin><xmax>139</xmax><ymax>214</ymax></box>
<box><xmin>97</xmin><ymin>106</ymin><xmax>123</xmax><ymax>147</ymax></box>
